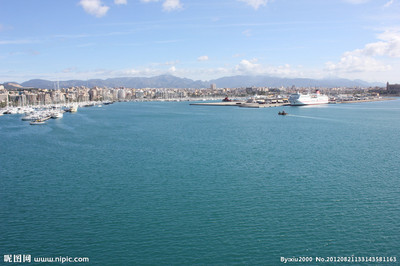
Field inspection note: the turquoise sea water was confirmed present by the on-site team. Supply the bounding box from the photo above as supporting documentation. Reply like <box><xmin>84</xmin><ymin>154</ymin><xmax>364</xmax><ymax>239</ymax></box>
<box><xmin>1</xmin><ymin>100</ymin><xmax>399</xmax><ymax>265</ymax></box>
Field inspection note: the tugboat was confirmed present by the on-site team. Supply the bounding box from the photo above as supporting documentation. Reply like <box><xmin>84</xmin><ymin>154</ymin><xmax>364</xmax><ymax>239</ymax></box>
<box><xmin>278</xmin><ymin>111</ymin><xmax>288</xmax><ymax>115</ymax></box>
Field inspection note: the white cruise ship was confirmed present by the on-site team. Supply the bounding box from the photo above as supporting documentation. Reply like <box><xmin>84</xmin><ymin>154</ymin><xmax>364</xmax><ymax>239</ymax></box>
<box><xmin>289</xmin><ymin>90</ymin><xmax>329</xmax><ymax>106</ymax></box>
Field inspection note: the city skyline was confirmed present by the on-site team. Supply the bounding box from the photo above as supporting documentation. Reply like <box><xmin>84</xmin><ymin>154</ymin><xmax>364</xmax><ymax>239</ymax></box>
<box><xmin>1</xmin><ymin>0</ymin><xmax>400</xmax><ymax>83</ymax></box>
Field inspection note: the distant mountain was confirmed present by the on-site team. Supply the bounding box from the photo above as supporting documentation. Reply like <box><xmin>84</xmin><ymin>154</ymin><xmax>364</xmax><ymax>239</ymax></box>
<box><xmin>2</xmin><ymin>82</ymin><xmax>26</xmax><ymax>90</ymax></box>
<box><xmin>19</xmin><ymin>75</ymin><xmax>208</xmax><ymax>89</ymax></box>
<box><xmin>11</xmin><ymin>75</ymin><xmax>384</xmax><ymax>90</ymax></box>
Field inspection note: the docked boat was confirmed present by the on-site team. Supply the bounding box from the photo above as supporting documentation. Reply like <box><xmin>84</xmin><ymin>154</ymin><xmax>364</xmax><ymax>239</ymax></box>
<box><xmin>66</xmin><ymin>105</ymin><xmax>78</xmax><ymax>113</ymax></box>
<box><xmin>22</xmin><ymin>114</ymin><xmax>37</xmax><ymax>121</ymax></box>
<box><xmin>30</xmin><ymin>119</ymin><xmax>45</xmax><ymax>125</ymax></box>
<box><xmin>289</xmin><ymin>90</ymin><xmax>329</xmax><ymax>106</ymax></box>
<box><xmin>51</xmin><ymin>111</ymin><xmax>63</xmax><ymax>119</ymax></box>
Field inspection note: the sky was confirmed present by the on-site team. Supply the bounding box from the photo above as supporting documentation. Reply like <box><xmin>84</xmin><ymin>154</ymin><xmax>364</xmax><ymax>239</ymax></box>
<box><xmin>1</xmin><ymin>0</ymin><xmax>400</xmax><ymax>83</ymax></box>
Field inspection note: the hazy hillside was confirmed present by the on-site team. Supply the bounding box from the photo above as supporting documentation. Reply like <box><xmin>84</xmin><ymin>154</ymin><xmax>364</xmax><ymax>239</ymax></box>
<box><xmin>9</xmin><ymin>75</ymin><xmax>384</xmax><ymax>90</ymax></box>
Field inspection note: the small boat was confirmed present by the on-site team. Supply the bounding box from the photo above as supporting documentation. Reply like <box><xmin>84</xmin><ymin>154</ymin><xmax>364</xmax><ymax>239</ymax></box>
<box><xmin>65</xmin><ymin>105</ymin><xmax>78</xmax><ymax>113</ymax></box>
<box><xmin>222</xmin><ymin>97</ymin><xmax>232</xmax><ymax>102</ymax></box>
<box><xmin>22</xmin><ymin>114</ymin><xmax>36</xmax><ymax>121</ymax></box>
<box><xmin>278</xmin><ymin>111</ymin><xmax>288</xmax><ymax>115</ymax></box>
<box><xmin>51</xmin><ymin>111</ymin><xmax>63</xmax><ymax>119</ymax></box>
<box><xmin>30</xmin><ymin>119</ymin><xmax>45</xmax><ymax>125</ymax></box>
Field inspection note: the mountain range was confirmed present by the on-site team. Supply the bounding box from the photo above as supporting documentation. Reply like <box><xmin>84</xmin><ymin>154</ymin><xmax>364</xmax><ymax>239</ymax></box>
<box><xmin>2</xmin><ymin>75</ymin><xmax>384</xmax><ymax>90</ymax></box>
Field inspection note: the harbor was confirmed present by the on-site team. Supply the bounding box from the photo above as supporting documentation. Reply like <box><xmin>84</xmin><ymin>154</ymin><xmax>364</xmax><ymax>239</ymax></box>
<box><xmin>189</xmin><ymin>94</ymin><xmax>393</xmax><ymax>108</ymax></box>
<box><xmin>0</xmin><ymin>84</ymin><xmax>396</xmax><ymax>126</ymax></box>
<box><xmin>1</xmin><ymin>95</ymin><xmax>395</xmax><ymax>125</ymax></box>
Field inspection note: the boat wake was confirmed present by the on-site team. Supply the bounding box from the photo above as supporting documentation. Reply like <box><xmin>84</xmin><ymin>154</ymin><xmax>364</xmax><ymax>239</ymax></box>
<box><xmin>288</xmin><ymin>114</ymin><xmax>341</xmax><ymax>122</ymax></box>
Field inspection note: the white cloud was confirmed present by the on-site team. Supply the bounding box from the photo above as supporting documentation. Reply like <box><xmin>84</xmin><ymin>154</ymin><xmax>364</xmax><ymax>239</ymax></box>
<box><xmin>163</xmin><ymin>0</ymin><xmax>182</xmax><ymax>11</ymax></box>
<box><xmin>325</xmin><ymin>53</ymin><xmax>391</xmax><ymax>73</ymax></box>
<box><xmin>233</xmin><ymin>58</ymin><xmax>303</xmax><ymax>77</ymax></box>
<box><xmin>324</xmin><ymin>30</ymin><xmax>400</xmax><ymax>75</ymax></box>
<box><xmin>197</xmin><ymin>55</ymin><xmax>209</xmax><ymax>61</ymax></box>
<box><xmin>235</xmin><ymin>59</ymin><xmax>260</xmax><ymax>73</ymax></box>
<box><xmin>79</xmin><ymin>0</ymin><xmax>110</xmax><ymax>18</ymax></box>
<box><xmin>114</xmin><ymin>0</ymin><xmax>127</xmax><ymax>5</ymax></box>
<box><xmin>350</xmin><ymin>30</ymin><xmax>400</xmax><ymax>58</ymax></box>
<box><xmin>369</xmin><ymin>30</ymin><xmax>400</xmax><ymax>57</ymax></box>
<box><xmin>383</xmin><ymin>0</ymin><xmax>395</xmax><ymax>8</ymax></box>
<box><xmin>238</xmin><ymin>0</ymin><xmax>269</xmax><ymax>10</ymax></box>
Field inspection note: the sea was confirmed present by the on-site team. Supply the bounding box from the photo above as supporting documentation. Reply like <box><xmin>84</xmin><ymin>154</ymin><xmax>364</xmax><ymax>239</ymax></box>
<box><xmin>1</xmin><ymin>99</ymin><xmax>399</xmax><ymax>265</ymax></box>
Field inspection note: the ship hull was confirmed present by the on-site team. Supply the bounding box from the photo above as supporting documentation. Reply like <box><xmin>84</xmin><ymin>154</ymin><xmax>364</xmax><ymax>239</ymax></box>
<box><xmin>289</xmin><ymin>92</ymin><xmax>329</xmax><ymax>106</ymax></box>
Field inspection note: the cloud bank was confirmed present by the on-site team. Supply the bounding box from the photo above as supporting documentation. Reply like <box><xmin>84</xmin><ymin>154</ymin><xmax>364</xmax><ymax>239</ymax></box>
<box><xmin>326</xmin><ymin>30</ymin><xmax>400</xmax><ymax>74</ymax></box>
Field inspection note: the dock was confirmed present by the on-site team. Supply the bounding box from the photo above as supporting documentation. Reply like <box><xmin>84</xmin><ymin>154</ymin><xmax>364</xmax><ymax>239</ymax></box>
<box><xmin>190</xmin><ymin>102</ymin><xmax>242</xmax><ymax>106</ymax></box>
<box><xmin>238</xmin><ymin>103</ymin><xmax>288</xmax><ymax>108</ymax></box>
<box><xmin>190</xmin><ymin>101</ymin><xmax>288</xmax><ymax>108</ymax></box>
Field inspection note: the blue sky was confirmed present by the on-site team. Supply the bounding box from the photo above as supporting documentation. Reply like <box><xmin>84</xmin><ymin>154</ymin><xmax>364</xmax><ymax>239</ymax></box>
<box><xmin>1</xmin><ymin>0</ymin><xmax>400</xmax><ymax>83</ymax></box>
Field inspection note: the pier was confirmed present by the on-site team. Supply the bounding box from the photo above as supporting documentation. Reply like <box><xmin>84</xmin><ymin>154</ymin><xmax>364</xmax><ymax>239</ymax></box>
<box><xmin>190</xmin><ymin>101</ymin><xmax>289</xmax><ymax>108</ymax></box>
<box><xmin>190</xmin><ymin>102</ymin><xmax>242</xmax><ymax>106</ymax></box>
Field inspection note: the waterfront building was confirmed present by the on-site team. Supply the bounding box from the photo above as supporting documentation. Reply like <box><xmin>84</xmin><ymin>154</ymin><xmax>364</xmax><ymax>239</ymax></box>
<box><xmin>117</xmin><ymin>89</ymin><xmax>126</xmax><ymax>100</ymax></box>
<box><xmin>387</xmin><ymin>82</ymin><xmax>400</xmax><ymax>94</ymax></box>
<box><xmin>9</xmin><ymin>94</ymin><xmax>26</xmax><ymax>106</ymax></box>
<box><xmin>89</xmin><ymin>88</ymin><xmax>98</xmax><ymax>101</ymax></box>
<box><xmin>135</xmin><ymin>90</ymin><xmax>145</xmax><ymax>99</ymax></box>
<box><xmin>77</xmin><ymin>92</ymin><xmax>89</xmax><ymax>102</ymax></box>
<box><xmin>26</xmin><ymin>93</ymin><xmax>38</xmax><ymax>105</ymax></box>
<box><xmin>0</xmin><ymin>92</ymin><xmax>8</xmax><ymax>107</ymax></box>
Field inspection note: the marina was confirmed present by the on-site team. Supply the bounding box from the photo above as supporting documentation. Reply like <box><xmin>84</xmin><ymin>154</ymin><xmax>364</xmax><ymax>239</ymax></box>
<box><xmin>0</xmin><ymin>101</ymin><xmax>112</xmax><ymax>125</ymax></box>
